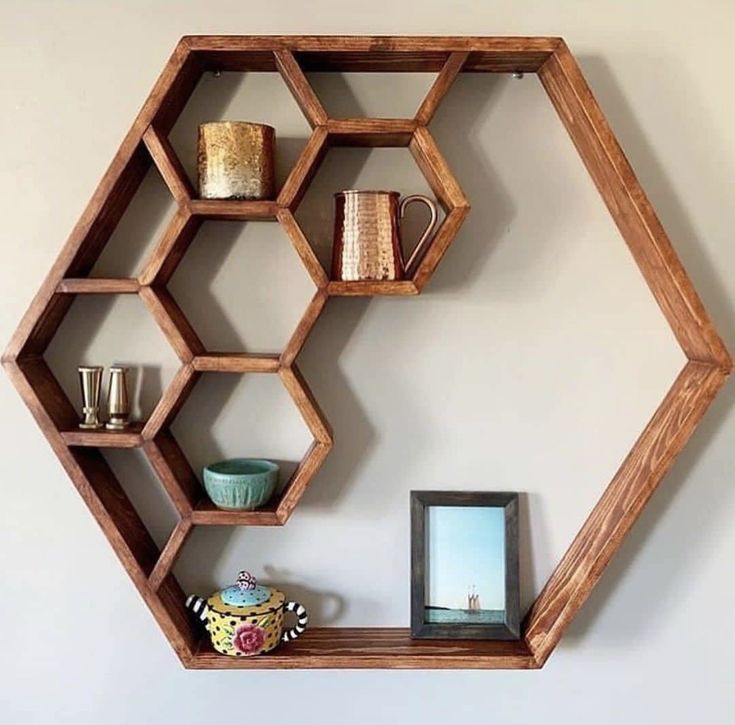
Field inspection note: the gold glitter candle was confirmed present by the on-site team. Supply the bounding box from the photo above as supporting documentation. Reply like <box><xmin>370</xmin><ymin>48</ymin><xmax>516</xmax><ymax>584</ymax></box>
<box><xmin>197</xmin><ymin>121</ymin><xmax>275</xmax><ymax>200</ymax></box>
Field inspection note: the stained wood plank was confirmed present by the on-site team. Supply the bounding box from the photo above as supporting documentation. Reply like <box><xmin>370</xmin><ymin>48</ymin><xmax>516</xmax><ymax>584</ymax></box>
<box><xmin>192</xmin><ymin>353</ymin><xmax>281</xmax><ymax>373</ymax></box>
<box><xmin>12</xmin><ymin>356</ymin><xmax>78</xmax><ymax>430</ymax></box>
<box><xmin>142</xmin><ymin>364</ymin><xmax>198</xmax><ymax>439</ymax></box>
<box><xmin>281</xmin><ymin>291</ymin><xmax>328</xmax><ymax>367</ymax></box>
<box><xmin>326</xmin><ymin>119</ymin><xmax>417</xmax><ymax>147</ymax></box>
<box><xmin>149</xmin><ymin>518</ymin><xmax>193</xmax><ymax>591</ymax></box>
<box><xmin>326</xmin><ymin>280</ymin><xmax>419</xmax><ymax>296</ymax></box>
<box><xmin>415</xmin><ymin>52</ymin><xmax>469</xmax><ymax>124</ymax></box>
<box><xmin>61</xmin><ymin>422</ymin><xmax>145</xmax><ymax>448</ymax></box>
<box><xmin>191</xmin><ymin>498</ymin><xmax>282</xmax><ymax>526</ymax></box>
<box><xmin>277</xmin><ymin>127</ymin><xmax>329</xmax><ymax>210</ymax></box>
<box><xmin>539</xmin><ymin>43</ymin><xmax>732</xmax><ymax>370</ymax></box>
<box><xmin>273</xmin><ymin>49</ymin><xmax>328</xmax><ymax>127</ymax></box>
<box><xmin>524</xmin><ymin>361</ymin><xmax>730</xmax><ymax>664</ymax></box>
<box><xmin>409</xmin><ymin>126</ymin><xmax>469</xmax><ymax>211</ymax></box>
<box><xmin>411</xmin><ymin>206</ymin><xmax>470</xmax><ymax>290</ymax></box>
<box><xmin>182</xmin><ymin>36</ymin><xmax>560</xmax><ymax>73</ymax></box>
<box><xmin>279</xmin><ymin>365</ymin><xmax>332</xmax><ymax>443</ymax></box>
<box><xmin>56</xmin><ymin>278</ymin><xmax>140</xmax><ymax>294</ymax></box>
<box><xmin>189</xmin><ymin>628</ymin><xmax>537</xmax><ymax>669</ymax></box>
<box><xmin>276</xmin><ymin>441</ymin><xmax>331</xmax><ymax>522</ymax></box>
<box><xmin>139</xmin><ymin>286</ymin><xmax>205</xmax><ymax>362</ymax></box>
<box><xmin>187</xmin><ymin>199</ymin><xmax>278</xmax><ymax>220</ymax></box>
<box><xmin>143</xmin><ymin>430</ymin><xmax>200</xmax><ymax>516</ymax></box>
<box><xmin>277</xmin><ymin>209</ymin><xmax>328</xmax><ymax>288</ymax></box>
<box><xmin>142</xmin><ymin>125</ymin><xmax>195</xmax><ymax>204</ymax></box>
<box><xmin>138</xmin><ymin>208</ymin><xmax>201</xmax><ymax>286</ymax></box>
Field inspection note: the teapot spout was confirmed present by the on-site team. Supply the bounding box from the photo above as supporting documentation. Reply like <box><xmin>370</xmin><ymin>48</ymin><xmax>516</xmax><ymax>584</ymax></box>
<box><xmin>185</xmin><ymin>594</ymin><xmax>209</xmax><ymax>622</ymax></box>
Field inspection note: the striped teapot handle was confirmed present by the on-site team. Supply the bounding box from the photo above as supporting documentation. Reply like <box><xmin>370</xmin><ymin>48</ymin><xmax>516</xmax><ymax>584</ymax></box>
<box><xmin>282</xmin><ymin>601</ymin><xmax>308</xmax><ymax>642</ymax></box>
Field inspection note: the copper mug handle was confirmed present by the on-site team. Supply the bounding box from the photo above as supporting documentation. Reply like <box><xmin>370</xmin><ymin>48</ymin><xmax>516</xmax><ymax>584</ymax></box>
<box><xmin>400</xmin><ymin>194</ymin><xmax>438</xmax><ymax>274</ymax></box>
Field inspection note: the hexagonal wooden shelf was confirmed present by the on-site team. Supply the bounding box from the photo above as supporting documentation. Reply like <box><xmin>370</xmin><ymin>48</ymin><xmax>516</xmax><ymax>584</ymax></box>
<box><xmin>3</xmin><ymin>36</ymin><xmax>731</xmax><ymax>670</ymax></box>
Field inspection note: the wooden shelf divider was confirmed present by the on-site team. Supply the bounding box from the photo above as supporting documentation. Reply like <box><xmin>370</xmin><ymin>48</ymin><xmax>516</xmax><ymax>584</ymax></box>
<box><xmin>3</xmin><ymin>35</ymin><xmax>731</xmax><ymax>671</ymax></box>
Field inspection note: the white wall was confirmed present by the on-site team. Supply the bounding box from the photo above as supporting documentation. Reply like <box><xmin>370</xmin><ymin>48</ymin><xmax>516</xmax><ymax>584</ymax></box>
<box><xmin>1</xmin><ymin>2</ymin><xmax>734</xmax><ymax>723</ymax></box>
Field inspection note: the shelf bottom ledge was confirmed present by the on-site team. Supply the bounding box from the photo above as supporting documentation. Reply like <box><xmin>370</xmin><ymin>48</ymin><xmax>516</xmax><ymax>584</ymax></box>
<box><xmin>185</xmin><ymin>627</ymin><xmax>538</xmax><ymax>670</ymax></box>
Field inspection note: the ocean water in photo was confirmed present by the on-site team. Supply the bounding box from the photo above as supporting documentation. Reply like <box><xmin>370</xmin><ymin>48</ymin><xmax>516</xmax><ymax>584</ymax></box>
<box><xmin>425</xmin><ymin>608</ymin><xmax>505</xmax><ymax>624</ymax></box>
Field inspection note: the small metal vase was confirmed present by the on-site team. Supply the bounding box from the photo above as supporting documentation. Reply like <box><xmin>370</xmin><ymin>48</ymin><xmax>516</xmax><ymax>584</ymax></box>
<box><xmin>197</xmin><ymin>121</ymin><xmax>276</xmax><ymax>200</ymax></box>
<box><xmin>78</xmin><ymin>366</ymin><xmax>104</xmax><ymax>429</ymax></box>
<box><xmin>106</xmin><ymin>366</ymin><xmax>131</xmax><ymax>431</ymax></box>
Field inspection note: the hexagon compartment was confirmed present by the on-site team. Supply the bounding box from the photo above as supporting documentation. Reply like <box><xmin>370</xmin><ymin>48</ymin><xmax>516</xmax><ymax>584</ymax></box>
<box><xmin>3</xmin><ymin>36</ymin><xmax>731</xmax><ymax>670</ymax></box>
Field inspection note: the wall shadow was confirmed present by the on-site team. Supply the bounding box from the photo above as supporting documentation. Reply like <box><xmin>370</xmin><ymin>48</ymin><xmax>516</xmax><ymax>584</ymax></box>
<box><xmin>425</xmin><ymin>73</ymin><xmax>514</xmax><ymax>293</ymax></box>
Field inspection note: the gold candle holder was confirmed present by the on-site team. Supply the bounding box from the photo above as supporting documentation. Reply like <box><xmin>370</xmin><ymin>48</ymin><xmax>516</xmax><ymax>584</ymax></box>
<box><xmin>197</xmin><ymin>121</ymin><xmax>275</xmax><ymax>200</ymax></box>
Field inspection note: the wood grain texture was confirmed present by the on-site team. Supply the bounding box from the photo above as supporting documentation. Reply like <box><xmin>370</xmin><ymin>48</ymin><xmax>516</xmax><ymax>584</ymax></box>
<box><xmin>281</xmin><ymin>291</ymin><xmax>328</xmax><ymax>367</ymax></box>
<box><xmin>61</xmin><ymin>422</ymin><xmax>145</xmax><ymax>448</ymax></box>
<box><xmin>277</xmin><ymin>126</ymin><xmax>328</xmax><ymax>210</ymax></box>
<box><xmin>278</xmin><ymin>365</ymin><xmax>332</xmax><ymax>443</ymax></box>
<box><xmin>326</xmin><ymin>118</ymin><xmax>417</xmax><ymax>147</ymax></box>
<box><xmin>326</xmin><ymin>280</ymin><xmax>419</xmax><ymax>296</ymax></box>
<box><xmin>138</xmin><ymin>208</ymin><xmax>201</xmax><ymax>286</ymax></box>
<box><xmin>273</xmin><ymin>49</ymin><xmax>327</xmax><ymax>127</ymax></box>
<box><xmin>143</xmin><ymin>430</ymin><xmax>199</xmax><ymax>516</ymax></box>
<box><xmin>411</xmin><ymin>206</ymin><xmax>471</xmax><ymax>290</ymax></box>
<box><xmin>189</xmin><ymin>628</ymin><xmax>537</xmax><ymax>669</ymax></box>
<box><xmin>539</xmin><ymin>43</ymin><xmax>732</xmax><ymax>371</ymax></box>
<box><xmin>415</xmin><ymin>52</ymin><xmax>469</xmax><ymax>125</ymax></box>
<box><xmin>142</xmin><ymin>125</ymin><xmax>194</xmax><ymax>204</ymax></box>
<box><xmin>12</xmin><ymin>356</ymin><xmax>78</xmax><ymax>430</ymax></box>
<box><xmin>524</xmin><ymin>361</ymin><xmax>730</xmax><ymax>664</ymax></box>
<box><xmin>139</xmin><ymin>286</ymin><xmax>205</xmax><ymax>362</ymax></box>
<box><xmin>277</xmin><ymin>208</ymin><xmax>328</xmax><ymax>288</ymax></box>
<box><xmin>142</xmin><ymin>363</ymin><xmax>198</xmax><ymax>439</ymax></box>
<box><xmin>276</xmin><ymin>441</ymin><xmax>333</xmax><ymax>522</ymax></box>
<box><xmin>192</xmin><ymin>353</ymin><xmax>281</xmax><ymax>373</ymax></box>
<box><xmin>191</xmin><ymin>498</ymin><xmax>282</xmax><ymax>526</ymax></box>
<box><xmin>409</xmin><ymin>126</ymin><xmax>469</xmax><ymax>211</ymax></box>
<box><xmin>187</xmin><ymin>199</ymin><xmax>278</xmax><ymax>220</ymax></box>
<box><xmin>56</xmin><ymin>278</ymin><xmax>140</xmax><ymax>294</ymax></box>
<box><xmin>182</xmin><ymin>36</ymin><xmax>561</xmax><ymax>73</ymax></box>
<box><xmin>149</xmin><ymin>518</ymin><xmax>193</xmax><ymax>591</ymax></box>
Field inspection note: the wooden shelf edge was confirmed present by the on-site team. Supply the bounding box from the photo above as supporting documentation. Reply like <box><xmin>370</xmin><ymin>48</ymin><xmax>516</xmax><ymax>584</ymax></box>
<box><xmin>56</xmin><ymin>278</ymin><xmax>140</xmax><ymax>294</ymax></box>
<box><xmin>186</xmin><ymin>628</ymin><xmax>538</xmax><ymax>670</ymax></box>
<box><xmin>61</xmin><ymin>422</ymin><xmax>145</xmax><ymax>448</ymax></box>
<box><xmin>192</xmin><ymin>353</ymin><xmax>281</xmax><ymax>374</ymax></box>
<box><xmin>188</xmin><ymin>199</ymin><xmax>278</xmax><ymax>220</ymax></box>
<box><xmin>191</xmin><ymin>498</ymin><xmax>282</xmax><ymax>526</ymax></box>
<box><xmin>326</xmin><ymin>280</ymin><xmax>419</xmax><ymax>296</ymax></box>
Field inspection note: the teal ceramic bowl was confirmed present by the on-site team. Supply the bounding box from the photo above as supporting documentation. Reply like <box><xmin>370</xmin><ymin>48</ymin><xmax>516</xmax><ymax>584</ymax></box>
<box><xmin>202</xmin><ymin>458</ymin><xmax>279</xmax><ymax>511</ymax></box>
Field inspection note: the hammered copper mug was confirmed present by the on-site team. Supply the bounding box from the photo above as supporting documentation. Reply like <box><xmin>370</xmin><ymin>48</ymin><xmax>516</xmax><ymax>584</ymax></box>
<box><xmin>331</xmin><ymin>190</ymin><xmax>438</xmax><ymax>281</ymax></box>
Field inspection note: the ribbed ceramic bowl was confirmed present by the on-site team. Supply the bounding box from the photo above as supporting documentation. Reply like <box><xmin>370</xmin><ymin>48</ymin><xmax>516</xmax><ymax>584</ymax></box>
<box><xmin>202</xmin><ymin>458</ymin><xmax>279</xmax><ymax>511</ymax></box>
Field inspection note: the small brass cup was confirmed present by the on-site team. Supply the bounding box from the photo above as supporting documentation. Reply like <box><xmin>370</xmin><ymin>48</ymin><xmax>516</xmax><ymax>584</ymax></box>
<box><xmin>197</xmin><ymin>121</ymin><xmax>276</xmax><ymax>200</ymax></box>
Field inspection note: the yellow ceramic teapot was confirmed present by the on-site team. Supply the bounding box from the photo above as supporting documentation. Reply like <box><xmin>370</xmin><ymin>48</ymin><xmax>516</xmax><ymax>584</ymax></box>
<box><xmin>186</xmin><ymin>570</ymin><xmax>308</xmax><ymax>656</ymax></box>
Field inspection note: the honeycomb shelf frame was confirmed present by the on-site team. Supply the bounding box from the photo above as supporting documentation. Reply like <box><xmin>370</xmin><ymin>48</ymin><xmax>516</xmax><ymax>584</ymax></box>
<box><xmin>3</xmin><ymin>35</ymin><xmax>732</xmax><ymax>670</ymax></box>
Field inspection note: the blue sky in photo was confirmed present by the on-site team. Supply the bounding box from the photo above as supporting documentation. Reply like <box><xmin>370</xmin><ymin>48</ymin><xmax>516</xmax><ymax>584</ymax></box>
<box><xmin>426</xmin><ymin>505</ymin><xmax>505</xmax><ymax>611</ymax></box>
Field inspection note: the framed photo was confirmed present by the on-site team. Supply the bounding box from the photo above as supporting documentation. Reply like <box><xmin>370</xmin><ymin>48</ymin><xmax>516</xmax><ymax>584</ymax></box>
<box><xmin>410</xmin><ymin>491</ymin><xmax>520</xmax><ymax>640</ymax></box>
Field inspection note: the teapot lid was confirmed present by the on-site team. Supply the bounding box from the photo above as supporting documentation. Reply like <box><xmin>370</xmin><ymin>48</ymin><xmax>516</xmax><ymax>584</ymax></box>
<box><xmin>220</xmin><ymin>571</ymin><xmax>270</xmax><ymax>607</ymax></box>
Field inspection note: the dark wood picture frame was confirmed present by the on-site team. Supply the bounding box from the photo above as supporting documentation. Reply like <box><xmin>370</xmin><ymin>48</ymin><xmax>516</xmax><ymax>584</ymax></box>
<box><xmin>411</xmin><ymin>491</ymin><xmax>520</xmax><ymax>640</ymax></box>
